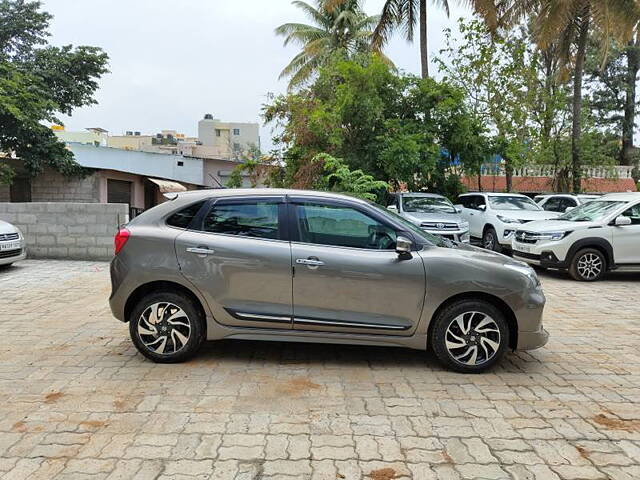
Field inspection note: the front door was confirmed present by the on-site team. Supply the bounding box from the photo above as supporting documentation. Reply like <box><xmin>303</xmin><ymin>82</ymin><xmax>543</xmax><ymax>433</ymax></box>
<box><xmin>612</xmin><ymin>203</ymin><xmax>640</xmax><ymax>264</ymax></box>
<box><xmin>175</xmin><ymin>196</ymin><xmax>293</xmax><ymax>329</ymax></box>
<box><xmin>289</xmin><ymin>199</ymin><xmax>426</xmax><ymax>335</ymax></box>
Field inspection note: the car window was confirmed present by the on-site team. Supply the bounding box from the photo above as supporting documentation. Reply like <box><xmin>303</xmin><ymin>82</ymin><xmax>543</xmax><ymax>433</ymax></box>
<box><xmin>542</xmin><ymin>197</ymin><xmax>562</xmax><ymax>212</ymax></box>
<box><xmin>621</xmin><ymin>203</ymin><xmax>640</xmax><ymax>225</ymax></box>
<box><xmin>459</xmin><ymin>195</ymin><xmax>482</xmax><ymax>209</ymax></box>
<box><xmin>488</xmin><ymin>196</ymin><xmax>541</xmax><ymax>211</ymax></box>
<box><xmin>561</xmin><ymin>198</ymin><xmax>578</xmax><ymax>210</ymax></box>
<box><xmin>166</xmin><ymin>201</ymin><xmax>205</xmax><ymax>228</ymax></box>
<box><xmin>294</xmin><ymin>203</ymin><xmax>397</xmax><ymax>250</ymax></box>
<box><xmin>202</xmin><ymin>201</ymin><xmax>280</xmax><ymax>239</ymax></box>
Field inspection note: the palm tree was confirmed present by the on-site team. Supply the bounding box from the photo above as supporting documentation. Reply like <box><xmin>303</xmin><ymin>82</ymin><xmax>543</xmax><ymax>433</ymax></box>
<box><xmin>468</xmin><ymin>0</ymin><xmax>640</xmax><ymax>193</ymax></box>
<box><xmin>372</xmin><ymin>0</ymin><xmax>450</xmax><ymax>78</ymax></box>
<box><xmin>275</xmin><ymin>0</ymin><xmax>381</xmax><ymax>89</ymax></box>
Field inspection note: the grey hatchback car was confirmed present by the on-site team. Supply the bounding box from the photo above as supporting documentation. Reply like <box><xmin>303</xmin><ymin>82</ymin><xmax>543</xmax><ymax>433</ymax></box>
<box><xmin>109</xmin><ymin>189</ymin><xmax>548</xmax><ymax>373</ymax></box>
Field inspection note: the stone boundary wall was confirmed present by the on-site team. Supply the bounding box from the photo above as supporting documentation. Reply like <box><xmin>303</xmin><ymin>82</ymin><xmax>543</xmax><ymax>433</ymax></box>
<box><xmin>0</xmin><ymin>202</ymin><xmax>128</xmax><ymax>260</ymax></box>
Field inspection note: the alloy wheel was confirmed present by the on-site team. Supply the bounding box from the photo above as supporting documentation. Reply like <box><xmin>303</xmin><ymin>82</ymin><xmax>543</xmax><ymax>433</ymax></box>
<box><xmin>577</xmin><ymin>253</ymin><xmax>603</xmax><ymax>280</ymax></box>
<box><xmin>483</xmin><ymin>232</ymin><xmax>495</xmax><ymax>250</ymax></box>
<box><xmin>445</xmin><ymin>311</ymin><xmax>501</xmax><ymax>366</ymax></box>
<box><xmin>137</xmin><ymin>302</ymin><xmax>191</xmax><ymax>355</ymax></box>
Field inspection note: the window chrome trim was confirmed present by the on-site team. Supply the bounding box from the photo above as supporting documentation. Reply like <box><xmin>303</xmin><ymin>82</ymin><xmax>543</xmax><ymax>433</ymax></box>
<box><xmin>227</xmin><ymin>310</ymin><xmax>292</xmax><ymax>323</ymax></box>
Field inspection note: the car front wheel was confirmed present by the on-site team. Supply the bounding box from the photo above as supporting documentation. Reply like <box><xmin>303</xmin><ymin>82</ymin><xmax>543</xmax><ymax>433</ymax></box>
<box><xmin>431</xmin><ymin>300</ymin><xmax>509</xmax><ymax>373</ymax></box>
<box><xmin>569</xmin><ymin>248</ymin><xmax>606</xmax><ymax>282</ymax></box>
<box><xmin>482</xmin><ymin>227</ymin><xmax>501</xmax><ymax>252</ymax></box>
<box><xmin>129</xmin><ymin>291</ymin><xmax>206</xmax><ymax>363</ymax></box>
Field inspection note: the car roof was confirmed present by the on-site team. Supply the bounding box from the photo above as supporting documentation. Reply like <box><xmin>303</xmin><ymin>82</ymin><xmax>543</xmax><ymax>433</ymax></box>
<box><xmin>169</xmin><ymin>188</ymin><xmax>370</xmax><ymax>204</ymax></box>
<box><xmin>599</xmin><ymin>192</ymin><xmax>640</xmax><ymax>201</ymax></box>
<box><xmin>459</xmin><ymin>192</ymin><xmax>529</xmax><ymax>197</ymax></box>
<box><xmin>397</xmin><ymin>192</ymin><xmax>445</xmax><ymax>198</ymax></box>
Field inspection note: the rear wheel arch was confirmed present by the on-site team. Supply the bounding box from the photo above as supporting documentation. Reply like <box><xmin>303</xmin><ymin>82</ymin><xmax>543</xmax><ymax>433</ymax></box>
<box><xmin>427</xmin><ymin>292</ymin><xmax>518</xmax><ymax>351</ymax></box>
<box><xmin>124</xmin><ymin>280</ymin><xmax>207</xmax><ymax>327</ymax></box>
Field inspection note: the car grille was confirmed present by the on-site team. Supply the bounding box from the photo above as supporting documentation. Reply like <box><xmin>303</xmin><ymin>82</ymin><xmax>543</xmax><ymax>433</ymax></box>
<box><xmin>0</xmin><ymin>248</ymin><xmax>22</xmax><ymax>259</ymax></box>
<box><xmin>0</xmin><ymin>233</ymin><xmax>19</xmax><ymax>241</ymax></box>
<box><xmin>515</xmin><ymin>231</ymin><xmax>539</xmax><ymax>244</ymax></box>
<box><xmin>421</xmin><ymin>222</ymin><xmax>459</xmax><ymax>231</ymax></box>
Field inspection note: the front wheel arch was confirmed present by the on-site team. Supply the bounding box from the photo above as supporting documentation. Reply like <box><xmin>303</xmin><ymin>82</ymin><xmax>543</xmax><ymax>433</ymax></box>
<box><xmin>427</xmin><ymin>292</ymin><xmax>518</xmax><ymax>351</ymax></box>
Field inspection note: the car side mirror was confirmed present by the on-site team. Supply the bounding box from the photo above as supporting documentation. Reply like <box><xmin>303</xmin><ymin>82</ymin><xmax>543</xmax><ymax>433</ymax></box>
<box><xmin>615</xmin><ymin>216</ymin><xmax>632</xmax><ymax>226</ymax></box>
<box><xmin>478</xmin><ymin>204</ymin><xmax>486</xmax><ymax>211</ymax></box>
<box><xmin>564</xmin><ymin>206</ymin><xmax>574</xmax><ymax>213</ymax></box>
<box><xmin>387</xmin><ymin>205</ymin><xmax>398</xmax><ymax>212</ymax></box>
<box><xmin>455</xmin><ymin>207</ymin><xmax>462</xmax><ymax>213</ymax></box>
<box><xmin>396</xmin><ymin>235</ymin><xmax>412</xmax><ymax>256</ymax></box>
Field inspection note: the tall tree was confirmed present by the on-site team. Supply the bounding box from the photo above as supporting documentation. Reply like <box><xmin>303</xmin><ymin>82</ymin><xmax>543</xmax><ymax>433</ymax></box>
<box><xmin>275</xmin><ymin>0</ymin><xmax>382</xmax><ymax>89</ymax></box>
<box><xmin>0</xmin><ymin>0</ymin><xmax>109</xmax><ymax>184</ymax></box>
<box><xmin>469</xmin><ymin>0</ymin><xmax>640</xmax><ymax>193</ymax></box>
<box><xmin>372</xmin><ymin>0</ymin><xmax>450</xmax><ymax>78</ymax></box>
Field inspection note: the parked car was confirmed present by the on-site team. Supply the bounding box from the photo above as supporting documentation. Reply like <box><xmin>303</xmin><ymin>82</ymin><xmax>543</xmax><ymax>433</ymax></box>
<box><xmin>0</xmin><ymin>220</ymin><xmax>26</xmax><ymax>267</ymax></box>
<box><xmin>109</xmin><ymin>189</ymin><xmax>548</xmax><ymax>373</ymax></box>
<box><xmin>387</xmin><ymin>192</ymin><xmax>470</xmax><ymax>242</ymax></box>
<box><xmin>456</xmin><ymin>193</ymin><xmax>560</xmax><ymax>252</ymax></box>
<box><xmin>512</xmin><ymin>192</ymin><xmax>640</xmax><ymax>281</ymax></box>
<box><xmin>536</xmin><ymin>194</ymin><xmax>600</xmax><ymax>213</ymax></box>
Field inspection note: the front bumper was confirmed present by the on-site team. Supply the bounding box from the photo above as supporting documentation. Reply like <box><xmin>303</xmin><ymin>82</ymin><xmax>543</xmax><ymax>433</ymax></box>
<box><xmin>423</xmin><ymin>228</ymin><xmax>470</xmax><ymax>243</ymax></box>
<box><xmin>517</xmin><ymin>326</ymin><xmax>549</xmax><ymax>350</ymax></box>
<box><xmin>0</xmin><ymin>243</ymin><xmax>26</xmax><ymax>266</ymax></box>
<box><xmin>512</xmin><ymin>239</ymin><xmax>568</xmax><ymax>269</ymax></box>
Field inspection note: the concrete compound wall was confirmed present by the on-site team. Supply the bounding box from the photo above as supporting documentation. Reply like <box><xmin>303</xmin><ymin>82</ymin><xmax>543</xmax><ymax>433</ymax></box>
<box><xmin>0</xmin><ymin>202</ymin><xmax>128</xmax><ymax>260</ymax></box>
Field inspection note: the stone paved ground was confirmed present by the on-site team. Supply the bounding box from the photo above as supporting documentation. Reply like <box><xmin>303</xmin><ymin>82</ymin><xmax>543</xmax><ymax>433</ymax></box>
<box><xmin>0</xmin><ymin>260</ymin><xmax>639</xmax><ymax>480</ymax></box>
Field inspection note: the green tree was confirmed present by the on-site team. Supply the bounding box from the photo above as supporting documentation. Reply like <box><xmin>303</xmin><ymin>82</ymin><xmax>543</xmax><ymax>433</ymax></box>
<box><xmin>469</xmin><ymin>0</ymin><xmax>640</xmax><ymax>193</ymax></box>
<box><xmin>275</xmin><ymin>0</ymin><xmax>383</xmax><ymax>89</ymax></box>
<box><xmin>372</xmin><ymin>0</ymin><xmax>450</xmax><ymax>78</ymax></box>
<box><xmin>313</xmin><ymin>153</ymin><xmax>389</xmax><ymax>200</ymax></box>
<box><xmin>0</xmin><ymin>0</ymin><xmax>109</xmax><ymax>184</ymax></box>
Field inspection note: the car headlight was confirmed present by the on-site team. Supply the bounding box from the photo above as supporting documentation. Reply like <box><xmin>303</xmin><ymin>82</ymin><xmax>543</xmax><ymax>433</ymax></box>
<box><xmin>537</xmin><ymin>231</ymin><xmax>570</xmax><ymax>241</ymax></box>
<box><xmin>497</xmin><ymin>215</ymin><xmax>524</xmax><ymax>224</ymax></box>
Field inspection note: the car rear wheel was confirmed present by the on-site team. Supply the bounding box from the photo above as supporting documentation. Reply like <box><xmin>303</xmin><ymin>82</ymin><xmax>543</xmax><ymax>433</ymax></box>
<box><xmin>482</xmin><ymin>227</ymin><xmax>501</xmax><ymax>253</ymax></box>
<box><xmin>569</xmin><ymin>248</ymin><xmax>606</xmax><ymax>282</ymax></box>
<box><xmin>431</xmin><ymin>300</ymin><xmax>509</xmax><ymax>373</ymax></box>
<box><xmin>129</xmin><ymin>291</ymin><xmax>205</xmax><ymax>363</ymax></box>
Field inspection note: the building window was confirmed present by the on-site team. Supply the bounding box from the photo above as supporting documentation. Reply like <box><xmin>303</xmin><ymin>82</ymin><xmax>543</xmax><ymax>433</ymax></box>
<box><xmin>215</xmin><ymin>129</ymin><xmax>221</xmax><ymax>137</ymax></box>
<box><xmin>177</xmin><ymin>161</ymin><xmax>184</xmax><ymax>166</ymax></box>
<box><xmin>10</xmin><ymin>177</ymin><xmax>32</xmax><ymax>202</ymax></box>
<box><xmin>107</xmin><ymin>179</ymin><xmax>132</xmax><ymax>206</ymax></box>
<box><xmin>233</xmin><ymin>143</ymin><xmax>241</xmax><ymax>151</ymax></box>
<box><xmin>233</xmin><ymin>128</ymin><xmax>240</xmax><ymax>135</ymax></box>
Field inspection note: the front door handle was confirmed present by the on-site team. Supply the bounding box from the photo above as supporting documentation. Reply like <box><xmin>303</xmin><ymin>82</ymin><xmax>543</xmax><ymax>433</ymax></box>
<box><xmin>186</xmin><ymin>247</ymin><xmax>215</xmax><ymax>255</ymax></box>
<box><xmin>296</xmin><ymin>258</ymin><xmax>325</xmax><ymax>267</ymax></box>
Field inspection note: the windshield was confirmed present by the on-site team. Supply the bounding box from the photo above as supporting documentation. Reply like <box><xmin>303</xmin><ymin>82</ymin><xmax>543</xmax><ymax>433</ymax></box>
<box><xmin>402</xmin><ymin>195</ymin><xmax>456</xmax><ymax>214</ymax></box>
<box><xmin>369</xmin><ymin>202</ymin><xmax>448</xmax><ymax>247</ymax></box>
<box><xmin>489</xmin><ymin>196</ymin><xmax>542</xmax><ymax>211</ymax></box>
<box><xmin>557</xmin><ymin>200</ymin><xmax>627</xmax><ymax>222</ymax></box>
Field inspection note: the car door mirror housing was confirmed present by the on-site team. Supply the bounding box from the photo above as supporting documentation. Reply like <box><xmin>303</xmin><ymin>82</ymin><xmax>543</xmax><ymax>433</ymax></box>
<box><xmin>455</xmin><ymin>207</ymin><xmax>462</xmax><ymax>213</ymax></box>
<box><xmin>396</xmin><ymin>235</ymin><xmax>412</xmax><ymax>255</ymax></box>
<box><xmin>564</xmin><ymin>206</ymin><xmax>574</xmax><ymax>213</ymax></box>
<box><xmin>615</xmin><ymin>215</ymin><xmax>632</xmax><ymax>226</ymax></box>
<box><xmin>478</xmin><ymin>204</ymin><xmax>486</xmax><ymax>211</ymax></box>
<box><xmin>387</xmin><ymin>205</ymin><xmax>398</xmax><ymax>212</ymax></box>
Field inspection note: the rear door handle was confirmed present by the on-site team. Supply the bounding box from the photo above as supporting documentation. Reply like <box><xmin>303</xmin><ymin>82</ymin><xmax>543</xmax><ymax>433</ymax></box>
<box><xmin>296</xmin><ymin>258</ymin><xmax>324</xmax><ymax>266</ymax></box>
<box><xmin>186</xmin><ymin>247</ymin><xmax>215</xmax><ymax>255</ymax></box>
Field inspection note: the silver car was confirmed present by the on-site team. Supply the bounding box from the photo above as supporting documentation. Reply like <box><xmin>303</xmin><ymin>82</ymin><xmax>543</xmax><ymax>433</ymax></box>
<box><xmin>0</xmin><ymin>220</ymin><xmax>26</xmax><ymax>267</ymax></box>
<box><xmin>388</xmin><ymin>192</ymin><xmax>470</xmax><ymax>242</ymax></box>
<box><xmin>109</xmin><ymin>189</ymin><xmax>548</xmax><ymax>373</ymax></box>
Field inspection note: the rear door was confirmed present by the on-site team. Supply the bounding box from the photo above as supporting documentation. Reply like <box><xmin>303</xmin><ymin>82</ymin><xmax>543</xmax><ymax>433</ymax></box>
<box><xmin>175</xmin><ymin>196</ymin><xmax>293</xmax><ymax>329</ymax></box>
<box><xmin>289</xmin><ymin>197</ymin><xmax>426</xmax><ymax>335</ymax></box>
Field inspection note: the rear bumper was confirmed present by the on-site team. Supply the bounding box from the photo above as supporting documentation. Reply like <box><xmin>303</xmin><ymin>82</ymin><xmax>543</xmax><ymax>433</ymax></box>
<box><xmin>517</xmin><ymin>326</ymin><xmax>549</xmax><ymax>351</ymax></box>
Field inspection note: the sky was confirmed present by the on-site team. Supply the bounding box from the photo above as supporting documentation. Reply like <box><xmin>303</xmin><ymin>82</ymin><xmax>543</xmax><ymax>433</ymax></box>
<box><xmin>41</xmin><ymin>0</ymin><xmax>471</xmax><ymax>151</ymax></box>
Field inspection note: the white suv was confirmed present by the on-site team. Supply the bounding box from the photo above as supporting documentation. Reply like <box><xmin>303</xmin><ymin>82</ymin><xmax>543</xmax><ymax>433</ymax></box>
<box><xmin>456</xmin><ymin>193</ymin><xmax>559</xmax><ymax>252</ymax></box>
<box><xmin>512</xmin><ymin>193</ymin><xmax>640</xmax><ymax>281</ymax></box>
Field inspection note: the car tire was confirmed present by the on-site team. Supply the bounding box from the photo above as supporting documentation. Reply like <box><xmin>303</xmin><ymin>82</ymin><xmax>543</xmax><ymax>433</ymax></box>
<box><xmin>482</xmin><ymin>227</ymin><xmax>501</xmax><ymax>252</ymax></box>
<box><xmin>129</xmin><ymin>291</ymin><xmax>206</xmax><ymax>363</ymax></box>
<box><xmin>430</xmin><ymin>300</ymin><xmax>510</xmax><ymax>373</ymax></box>
<box><xmin>569</xmin><ymin>248</ymin><xmax>606</xmax><ymax>282</ymax></box>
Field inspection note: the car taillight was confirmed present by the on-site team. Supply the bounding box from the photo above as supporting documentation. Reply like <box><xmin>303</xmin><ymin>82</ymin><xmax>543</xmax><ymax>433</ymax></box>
<box><xmin>114</xmin><ymin>228</ymin><xmax>130</xmax><ymax>255</ymax></box>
